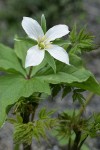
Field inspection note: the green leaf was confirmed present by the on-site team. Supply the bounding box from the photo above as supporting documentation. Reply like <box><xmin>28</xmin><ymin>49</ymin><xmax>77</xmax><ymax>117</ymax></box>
<box><xmin>69</xmin><ymin>24</ymin><xmax>77</xmax><ymax>43</ymax></box>
<box><xmin>14</xmin><ymin>37</ymin><xmax>34</xmax><ymax>67</ymax></box>
<box><xmin>69</xmin><ymin>25</ymin><xmax>95</xmax><ymax>54</ymax></box>
<box><xmin>0</xmin><ymin>44</ymin><xmax>26</xmax><ymax>76</ymax></box>
<box><xmin>69</xmin><ymin>53</ymin><xmax>84</xmax><ymax>68</ymax></box>
<box><xmin>45</xmin><ymin>51</ymin><xmax>56</xmax><ymax>73</ymax></box>
<box><xmin>41</xmin><ymin>14</ymin><xmax>46</xmax><ymax>34</ymax></box>
<box><xmin>71</xmin><ymin>76</ymin><xmax>100</xmax><ymax>95</ymax></box>
<box><xmin>14</xmin><ymin>37</ymin><xmax>37</xmax><ymax>45</ymax></box>
<box><xmin>62</xmin><ymin>86</ymin><xmax>71</xmax><ymax>98</ymax></box>
<box><xmin>31</xmin><ymin>58</ymin><xmax>47</xmax><ymax>77</ymax></box>
<box><xmin>53</xmin><ymin>39</ymin><xmax>71</xmax><ymax>47</ymax></box>
<box><xmin>37</xmin><ymin>67</ymin><xmax>92</xmax><ymax>84</ymax></box>
<box><xmin>38</xmin><ymin>108</ymin><xmax>55</xmax><ymax>120</ymax></box>
<box><xmin>0</xmin><ymin>75</ymin><xmax>50</xmax><ymax>127</ymax></box>
<box><xmin>52</xmin><ymin>85</ymin><xmax>61</xmax><ymax>97</ymax></box>
<box><xmin>37</xmin><ymin>64</ymin><xmax>100</xmax><ymax>95</ymax></box>
<box><xmin>72</xmin><ymin>92</ymin><xmax>85</xmax><ymax>104</ymax></box>
<box><xmin>16</xmin><ymin>114</ymin><xmax>23</xmax><ymax>123</ymax></box>
<box><xmin>81</xmin><ymin>144</ymin><xmax>89</xmax><ymax>150</ymax></box>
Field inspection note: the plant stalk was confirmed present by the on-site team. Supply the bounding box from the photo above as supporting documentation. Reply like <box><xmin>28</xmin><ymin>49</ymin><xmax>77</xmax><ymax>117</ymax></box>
<box><xmin>78</xmin><ymin>92</ymin><xmax>94</xmax><ymax>117</ymax></box>
<box><xmin>71</xmin><ymin>93</ymin><xmax>94</xmax><ymax>150</ymax></box>
<box><xmin>68</xmin><ymin>137</ymin><xmax>71</xmax><ymax>150</ymax></box>
<box><xmin>22</xmin><ymin>106</ymin><xmax>31</xmax><ymax>150</ymax></box>
<box><xmin>27</xmin><ymin>66</ymin><xmax>33</xmax><ymax>79</ymax></box>
<box><xmin>21</xmin><ymin>101</ymin><xmax>38</xmax><ymax>150</ymax></box>
<box><xmin>71</xmin><ymin>131</ymin><xmax>81</xmax><ymax>150</ymax></box>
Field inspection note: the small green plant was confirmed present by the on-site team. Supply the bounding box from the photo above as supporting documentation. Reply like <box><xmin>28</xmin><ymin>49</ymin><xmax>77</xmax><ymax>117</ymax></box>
<box><xmin>0</xmin><ymin>14</ymin><xmax>100</xmax><ymax>150</ymax></box>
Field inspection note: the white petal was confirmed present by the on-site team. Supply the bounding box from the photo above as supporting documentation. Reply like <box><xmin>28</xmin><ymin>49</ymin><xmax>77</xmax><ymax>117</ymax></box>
<box><xmin>25</xmin><ymin>45</ymin><xmax>45</xmax><ymax>68</ymax></box>
<box><xmin>22</xmin><ymin>17</ymin><xmax>44</xmax><ymax>41</ymax></box>
<box><xmin>46</xmin><ymin>44</ymin><xmax>69</xmax><ymax>65</ymax></box>
<box><xmin>45</xmin><ymin>25</ymin><xmax>70</xmax><ymax>42</ymax></box>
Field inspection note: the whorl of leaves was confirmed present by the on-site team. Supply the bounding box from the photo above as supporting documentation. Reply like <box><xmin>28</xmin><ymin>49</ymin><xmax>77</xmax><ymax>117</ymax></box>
<box><xmin>13</xmin><ymin>108</ymin><xmax>58</xmax><ymax>144</ymax></box>
<box><xmin>69</xmin><ymin>25</ymin><xmax>95</xmax><ymax>54</ymax></box>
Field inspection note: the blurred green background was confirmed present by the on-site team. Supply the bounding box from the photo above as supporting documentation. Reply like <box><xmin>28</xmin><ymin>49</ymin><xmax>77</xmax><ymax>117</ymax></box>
<box><xmin>0</xmin><ymin>0</ymin><xmax>86</xmax><ymax>45</ymax></box>
<box><xmin>0</xmin><ymin>0</ymin><xmax>100</xmax><ymax>45</ymax></box>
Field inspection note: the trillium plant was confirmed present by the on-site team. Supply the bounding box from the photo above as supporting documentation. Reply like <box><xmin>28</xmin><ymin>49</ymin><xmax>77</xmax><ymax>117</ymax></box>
<box><xmin>0</xmin><ymin>14</ymin><xmax>100</xmax><ymax>150</ymax></box>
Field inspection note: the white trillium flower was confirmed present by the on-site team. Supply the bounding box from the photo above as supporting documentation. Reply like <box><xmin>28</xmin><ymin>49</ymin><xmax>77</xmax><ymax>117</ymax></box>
<box><xmin>22</xmin><ymin>17</ymin><xmax>70</xmax><ymax>68</ymax></box>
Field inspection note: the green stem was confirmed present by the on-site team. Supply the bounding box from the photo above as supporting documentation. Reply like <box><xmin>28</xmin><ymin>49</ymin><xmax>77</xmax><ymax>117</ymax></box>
<box><xmin>78</xmin><ymin>92</ymin><xmax>94</xmax><ymax>117</ymax></box>
<box><xmin>68</xmin><ymin>137</ymin><xmax>71</xmax><ymax>150</ymax></box>
<box><xmin>23</xmin><ymin>144</ymin><xmax>31</xmax><ymax>150</ymax></box>
<box><xmin>21</xmin><ymin>101</ymin><xmax>38</xmax><ymax>150</ymax></box>
<box><xmin>78</xmin><ymin>135</ymin><xmax>88</xmax><ymax>150</ymax></box>
<box><xmin>27</xmin><ymin>66</ymin><xmax>33</xmax><ymax>79</ymax></box>
<box><xmin>71</xmin><ymin>93</ymin><xmax>94</xmax><ymax>150</ymax></box>
<box><xmin>71</xmin><ymin>131</ymin><xmax>81</xmax><ymax>150</ymax></box>
<box><xmin>22</xmin><ymin>107</ymin><xmax>31</xmax><ymax>150</ymax></box>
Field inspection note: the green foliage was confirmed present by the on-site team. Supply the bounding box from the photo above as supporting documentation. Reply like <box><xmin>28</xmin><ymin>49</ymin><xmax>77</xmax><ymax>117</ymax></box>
<box><xmin>14</xmin><ymin>37</ymin><xmax>34</xmax><ymax>67</ymax></box>
<box><xmin>38</xmin><ymin>108</ymin><xmax>55</xmax><ymax>120</ymax></box>
<box><xmin>0</xmin><ymin>0</ymin><xmax>84</xmax><ymax>44</ymax></box>
<box><xmin>72</xmin><ymin>89</ymin><xmax>85</xmax><ymax>104</ymax></box>
<box><xmin>71</xmin><ymin>76</ymin><xmax>100</xmax><ymax>95</ymax></box>
<box><xmin>0</xmin><ymin>75</ymin><xmax>50</xmax><ymax>127</ymax></box>
<box><xmin>0</xmin><ymin>14</ymin><xmax>100</xmax><ymax>150</ymax></box>
<box><xmin>83</xmin><ymin>113</ymin><xmax>100</xmax><ymax>138</ymax></box>
<box><xmin>81</xmin><ymin>145</ymin><xmax>89</xmax><ymax>150</ymax></box>
<box><xmin>53</xmin><ymin>109</ymin><xmax>100</xmax><ymax>149</ymax></box>
<box><xmin>45</xmin><ymin>51</ymin><xmax>56</xmax><ymax>73</ymax></box>
<box><xmin>0</xmin><ymin>44</ymin><xmax>26</xmax><ymax>75</ymax></box>
<box><xmin>41</xmin><ymin>14</ymin><xmax>47</xmax><ymax>34</ymax></box>
<box><xmin>51</xmin><ymin>84</ymin><xmax>62</xmax><ymax>97</ymax></box>
<box><xmin>52</xmin><ymin>109</ymin><xmax>78</xmax><ymax>144</ymax></box>
<box><xmin>13</xmin><ymin>108</ymin><xmax>57</xmax><ymax>144</ymax></box>
<box><xmin>37</xmin><ymin>64</ymin><xmax>100</xmax><ymax>95</ymax></box>
<box><xmin>69</xmin><ymin>25</ymin><xmax>95</xmax><ymax>54</ymax></box>
<box><xmin>14</xmin><ymin>122</ymin><xmax>35</xmax><ymax>144</ymax></box>
<box><xmin>38</xmin><ymin>66</ymin><xmax>91</xmax><ymax>84</ymax></box>
<box><xmin>62</xmin><ymin>86</ymin><xmax>72</xmax><ymax>98</ymax></box>
<box><xmin>69</xmin><ymin>53</ymin><xmax>84</xmax><ymax>68</ymax></box>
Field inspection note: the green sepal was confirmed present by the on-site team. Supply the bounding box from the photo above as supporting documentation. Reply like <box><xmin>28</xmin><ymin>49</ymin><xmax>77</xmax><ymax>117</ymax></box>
<box><xmin>45</xmin><ymin>51</ymin><xmax>56</xmax><ymax>73</ymax></box>
<box><xmin>41</xmin><ymin>14</ymin><xmax>46</xmax><ymax>34</ymax></box>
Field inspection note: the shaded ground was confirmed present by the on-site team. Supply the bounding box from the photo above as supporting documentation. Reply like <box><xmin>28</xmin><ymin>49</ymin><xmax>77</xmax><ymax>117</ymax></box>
<box><xmin>0</xmin><ymin>0</ymin><xmax>100</xmax><ymax>150</ymax></box>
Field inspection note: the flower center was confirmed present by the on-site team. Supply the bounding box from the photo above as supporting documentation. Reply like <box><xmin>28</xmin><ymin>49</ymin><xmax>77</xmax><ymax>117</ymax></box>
<box><xmin>38</xmin><ymin>36</ymin><xmax>51</xmax><ymax>50</ymax></box>
<box><xmin>38</xmin><ymin>41</ymin><xmax>45</xmax><ymax>49</ymax></box>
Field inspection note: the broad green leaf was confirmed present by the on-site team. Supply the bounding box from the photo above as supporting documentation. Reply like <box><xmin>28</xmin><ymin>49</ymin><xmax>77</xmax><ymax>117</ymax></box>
<box><xmin>31</xmin><ymin>58</ymin><xmax>47</xmax><ymax>77</ymax></box>
<box><xmin>41</xmin><ymin>14</ymin><xmax>46</xmax><ymax>34</ymax></box>
<box><xmin>0</xmin><ymin>75</ymin><xmax>50</xmax><ymax>127</ymax></box>
<box><xmin>36</xmin><ymin>64</ymin><xmax>100</xmax><ymax>95</ymax></box>
<box><xmin>81</xmin><ymin>144</ymin><xmax>89</xmax><ymax>150</ymax></box>
<box><xmin>37</xmin><ymin>68</ymin><xmax>91</xmax><ymax>84</ymax></box>
<box><xmin>45</xmin><ymin>51</ymin><xmax>56</xmax><ymax>73</ymax></box>
<box><xmin>0</xmin><ymin>44</ymin><xmax>26</xmax><ymax>76</ymax></box>
<box><xmin>69</xmin><ymin>53</ymin><xmax>84</xmax><ymax>68</ymax></box>
<box><xmin>71</xmin><ymin>76</ymin><xmax>100</xmax><ymax>95</ymax></box>
<box><xmin>14</xmin><ymin>37</ymin><xmax>37</xmax><ymax>45</ymax></box>
<box><xmin>14</xmin><ymin>38</ymin><xmax>34</xmax><ymax>67</ymax></box>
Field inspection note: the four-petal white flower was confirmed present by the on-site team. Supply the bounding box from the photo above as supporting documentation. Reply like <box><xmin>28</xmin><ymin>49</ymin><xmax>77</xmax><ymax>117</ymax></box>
<box><xmin>22</xmin><ymin>17</ymin><xmax>70</xmax><ymax>68</ymax></box>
